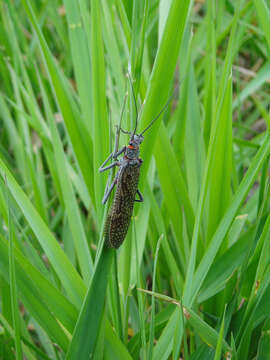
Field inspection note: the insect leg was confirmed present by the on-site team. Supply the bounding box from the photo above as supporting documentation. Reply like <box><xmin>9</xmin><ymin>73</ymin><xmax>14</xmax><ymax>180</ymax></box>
<box><xmin>99</xmin><ymin>146</ymin><xmax>125</xmax><ymax>172</ymax></box>
<box><xmin>102</xmin><ymin>174</ymin><xmax>118</xmax><ymax>204</ymax></box>
<box><xmin>112</xmin><ymin>124</ymin><xmax>126</xmax><ymax>159</ymax></box>
<box><xmin>113</xmin><ymin>146</ymin><xmax>125</xmax><ymax>159</ymax></box>
<box><xmin>99</xmin><ymin>153</ymin><xmax>113</xmax><ymax>172</ymax></box>
<box><xmin>99</xmin><ymin>161</ymin><xmax>120</xmax><ymax>173</ymax></box>
<box><xmin>134</xmin><ymin>189</ymin><xmax>144</xmax><ymax>202</ymax></box>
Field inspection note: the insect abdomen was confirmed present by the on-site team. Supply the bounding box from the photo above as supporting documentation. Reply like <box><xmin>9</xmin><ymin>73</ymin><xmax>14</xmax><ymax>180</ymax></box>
<box><xmin>104</xmin><ymin>162</ymin><xmax>141</xmax><ymax>248</ymax></box>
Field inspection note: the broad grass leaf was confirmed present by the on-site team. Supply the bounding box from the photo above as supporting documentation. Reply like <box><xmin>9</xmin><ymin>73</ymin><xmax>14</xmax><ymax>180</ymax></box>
<box><xmin>66</xmin><ymin>249</ymin><xmax>113</xmax><ymax>360</ymax></box>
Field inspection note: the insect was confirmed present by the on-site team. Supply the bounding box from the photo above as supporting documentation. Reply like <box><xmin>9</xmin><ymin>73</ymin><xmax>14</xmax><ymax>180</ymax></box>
<box><xmin>99</xmin><ymin>79</ymin><xmax>172</xmax><ymax>248</ymax></box>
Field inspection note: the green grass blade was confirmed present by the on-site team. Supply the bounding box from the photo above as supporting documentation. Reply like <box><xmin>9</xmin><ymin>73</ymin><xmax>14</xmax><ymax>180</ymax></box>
<box><xmin>139</xmin><ymin>0</ymin><xmax>191</xmax><ymax>188</ymax></box>
<box><xmin>104</xmin><ymin>320</ymin><xmax>133</xmax><ymax>360</ymax></box>
<box><xmin>156</xmin><ymin>130</ymin><xmax>270</xmax><ymax>357</ymax></box>
<box><xmin>0</xmin><ymin>233</ymin><xmax>78</xmax><ymax>333</ymax></box>
<box><xmin>205</xmin><ymin>76</ymin><xmax>233</xmax><ymax>243</ymax></box>
<box><xmin>146</xmin><ymin>291</ymin><xmax>231</xmax><ymax>358</ymax></box>
<box><xmin>187</xmin><ymin>308</ymin><xmax>230</xmax><ymax>354</ymax></box>
<box><xmin>39</xmin><ymin>72</ymin><xmax>93</xmax><ymax>280</ymax></box>
<box><xmin>183</xmin><ymin>0</ymin><xmax>245</xmax><ymax>306</ymax></box>
<box><xmin>153</xmin><ymin>310</ymin><xmax>179</xmax><ymax>360</ymax></box>
<box><xmin>0</xmin><ymin>236</ymin><xmax>70</xmax><ymax>352</ymax></box>
<box><xmin>63</xmin><ymin>0</ymin><xmax>92</xmax><ymax>133</ymax></box>
<box><xmin>155</xmin><ymin>122</ymin><xmax>195</xmax><ymax>243</ymax></box>
<box><xmin>6</xmin><ymin>187</ymin><xmax>23</xmax><ymax>359</ymax></box>
<box><xmin>66</xmin><ymin>248</ymin><xmax>113</xmax><ymax>359</ymax></box>
<box><xmin>21</xmin><ymin>0</ymin><xmax>94</xmax><ymax>199</ymax></box>
<box><xmin>134</xmin><ymin>223</ymin><xmax>147</xmax><ymax>359</ymax></box>
<box><xmin>192</xmin><ymin>131</ymin><xmax>270</xmax><ymax>303</ymax></box>
<box><xmin>232</xmin><ymin>62</ymin><xmax>270</xmax><ymax>109</ymax></box>
<box><xmin>146</xmin><ymin>182</ymin><xmax>183</xmax><ymax>291</ymax></box>
<box><xmin>254</xmin><ymin>0</ymin><xmax>270</xmax><ymax>51</ymax></box>
<box><xmin>129</xmin><ymin>186</ymin><xmax>151</xmax><ymax>285</ymax></box>
<box><xmin>256</xmin><ymin>330</ymin><xmax>270</xmax><ymax>359</ymax></box>
<box><xmin>214</xmin><ymin>307</ymin><xmax>226</xmax><ymax>360</ymax></box>
<box><xmin>198</xmin><ymin>229</ymin><xmax>253</xmax><ymax>302</ymax></box>
<box><xmin>147</xmin><ymin>236</ymin><xmax>162</xmax><ymax>360</ymax></box>
<box><xmin>2</xmin><ymin>0</ymin><xmax>270</xmax><ymax>357</ymax></box>
<box><xmin>91</xmin><ymin>0</ymin><xmax>109</xmax><ymax>223</ymax></box>
<box><xmin>183</xmin><ymin>63</ymin><xmax>205</xmax><ymax>210</ymax></box>
<box><xmin>236</xmin><ymin>214</ymin><xmax>270</xmax><ymax>344</ymax></box>
<box><xmin>0</xmin><ymin>313</ymin><xmax>35</xmax><ymax>360</ymax></box>
<box><xmin>203</xmin><ymin>0</ymin><xmax>217</xmax><ymax>147</ymax></box>
<box><xmin>0</xmin><ymin>158</ymin><xmax>85</xmax><ymax>308</ymax></box>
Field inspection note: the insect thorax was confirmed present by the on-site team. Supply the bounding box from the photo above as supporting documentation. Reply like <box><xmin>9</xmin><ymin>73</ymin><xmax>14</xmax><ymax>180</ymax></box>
<box><xmin>125</xmin><ymin>146</ymin><xmax>140</xmax><ymax>159</ymax></box>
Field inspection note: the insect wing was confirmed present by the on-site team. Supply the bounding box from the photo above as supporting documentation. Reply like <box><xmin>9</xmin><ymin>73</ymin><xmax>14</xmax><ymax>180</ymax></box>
<box><xmin>104</xmin><ymin>164</ymin><xmax>141</xmax><ymax>248</ymax></box>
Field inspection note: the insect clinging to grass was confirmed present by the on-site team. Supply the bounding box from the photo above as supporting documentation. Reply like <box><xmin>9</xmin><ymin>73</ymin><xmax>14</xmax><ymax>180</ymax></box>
<box><xmin>99</xmin><ymin>74</ymin><xmax>172</xmax><ymax>249</ymax></box>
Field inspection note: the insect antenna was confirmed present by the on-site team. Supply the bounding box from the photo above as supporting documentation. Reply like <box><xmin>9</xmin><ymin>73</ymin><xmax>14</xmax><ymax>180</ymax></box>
<box><xmin>113</xmin><ymin>92</ymin><xmax>128</xmax><ymax>155</ymax></box>
<box><xmin>120</xmin><ymin>128</ymin><xmax>131</xmax><ymax>135</ymax></box>
<box><xmin>119</xmin><ymin>91</ymin><xmax>128</xmax><ymax>130</ymax></box>
<box><xmin>140</xmin><ymin>94</ymin><xmax>174</xmax><ymax>136</ymax></box>
<box><xmin>127</xmin><ymin>71</ymin><xmax>138</xmax><ymax>136</ymax></box>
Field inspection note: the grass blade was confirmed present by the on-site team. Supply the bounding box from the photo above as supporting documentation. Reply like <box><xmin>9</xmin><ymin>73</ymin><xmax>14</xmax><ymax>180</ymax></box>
<box><xmin>6</xmin><ymin>185</ymin><xmax>23</xmax><ymax>359</ymax></box>
<box><xmin>91</xmin><ymin>0</ymin><xmax>109</xmax><ymax>223</ymax></box>
<box><xmin>0</xmin><ymin>158</ymin><xmax>85</xmax><ymax>308</ymax></box>
<box><xmin>66</xmin><ymin>248</ymin><xmax>113</xmax><ymax>359</ymax></box>
<box><xmin>139</xmin><ymin>0</ymin><xmax>191</xmax><ymax>188</ymax></box>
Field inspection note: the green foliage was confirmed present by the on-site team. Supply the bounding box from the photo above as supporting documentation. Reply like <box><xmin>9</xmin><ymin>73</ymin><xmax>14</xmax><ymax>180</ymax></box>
<box><xmin>0</xmin><ymin>0</ymin><xmax>270</xmax><ymax>359</ymax></box>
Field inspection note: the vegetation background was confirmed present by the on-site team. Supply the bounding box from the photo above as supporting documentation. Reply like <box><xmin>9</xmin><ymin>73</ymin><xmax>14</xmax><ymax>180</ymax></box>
<box><xmin>1</xmin><ymin>0</ymin><xmax>270</xmax><ymax>359</ymax></box>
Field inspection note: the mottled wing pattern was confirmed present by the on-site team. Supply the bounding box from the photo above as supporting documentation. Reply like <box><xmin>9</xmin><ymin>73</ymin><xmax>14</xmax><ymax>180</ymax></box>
<box><xmin>104</xmin><ymin>162</ymin><xmax>141</xmax><ymax>248</ymax></box>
